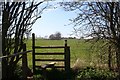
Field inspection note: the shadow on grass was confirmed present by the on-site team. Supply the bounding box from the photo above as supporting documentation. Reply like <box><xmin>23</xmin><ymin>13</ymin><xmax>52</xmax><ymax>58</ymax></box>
<box><xmin>34</xmin><ymin>68</ymin><xmax>76</xmax><ymax>80</ymax></box>
<box><xmin>34</xmin><ymin>67</ymin><xmax>119</xmax><ymax>80</ymax></box>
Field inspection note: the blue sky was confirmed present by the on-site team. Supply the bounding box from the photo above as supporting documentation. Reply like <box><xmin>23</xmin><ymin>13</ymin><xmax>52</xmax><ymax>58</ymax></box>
<box><xmin>32</xmin><ymin>4</ymin><xmax>77</xmax><ymax>38</ymax></box>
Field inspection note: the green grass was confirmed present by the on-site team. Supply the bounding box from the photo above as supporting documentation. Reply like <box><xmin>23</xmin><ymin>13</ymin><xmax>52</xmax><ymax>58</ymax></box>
<box><xmin>25</xmin><ymin>39</ymin><xmax>95</xmax><ymax>68</ymax></box>
<box><xmin>16</xmin><ymin>39</ymin><xmax>118</xmax><ymax>80</ymax></box>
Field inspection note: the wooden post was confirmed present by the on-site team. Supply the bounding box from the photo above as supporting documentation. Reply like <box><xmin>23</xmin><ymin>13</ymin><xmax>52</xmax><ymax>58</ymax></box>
<box><xmin>32</xmin><ymin>33</ymin><xmax>35</xmax><ymax>74</ymax></box>
<box><xmin>64</xmin><ymin>40</ymin><xmax>67</xmax><ymax>72</ymax></box>
<box><xmin>64</xmin><ymin>40</ymin><xmax>70</xmax><ymax>80</ymax></box>
<box><xmin>22</xmin><ymin>43</ymin><xmax>28</xmax><ymax>79</ymax></box>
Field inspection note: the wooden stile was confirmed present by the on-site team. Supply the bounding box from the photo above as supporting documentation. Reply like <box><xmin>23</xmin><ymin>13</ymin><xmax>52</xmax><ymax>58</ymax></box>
<box><xmin>32</xmin><ymin>33</ymin><xmax>70</xmax><ymax>79</ymax></box>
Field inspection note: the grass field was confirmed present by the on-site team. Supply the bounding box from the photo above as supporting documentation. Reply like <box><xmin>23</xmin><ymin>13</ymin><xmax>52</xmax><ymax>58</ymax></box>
<box><xmin>16</xmin><ymin>39</ymin><xmax>118</xmax><ymax>80</ymax></box>
<box><xmin>25</xmin><ymin>39</ymin><xmax>96</xmax><ymax>68</ymax></box>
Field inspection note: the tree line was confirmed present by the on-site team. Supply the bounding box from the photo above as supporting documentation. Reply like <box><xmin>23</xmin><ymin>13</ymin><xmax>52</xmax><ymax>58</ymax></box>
<box><xmin>49</xmin><ymin>32</ymin><xmax>76</xmax><ymax>40</ymax></box>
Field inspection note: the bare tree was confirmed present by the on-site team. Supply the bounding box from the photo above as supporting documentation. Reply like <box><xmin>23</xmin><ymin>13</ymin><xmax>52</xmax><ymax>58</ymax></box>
<box><xmin>2</xmin><ymin>1</ymin><xmax>48</xmax><ymax>79</ymax></box>
<box><xmin>60</xmin><ymin>1</ymin><xmax>120</xmax><ymax>77</ymax></box>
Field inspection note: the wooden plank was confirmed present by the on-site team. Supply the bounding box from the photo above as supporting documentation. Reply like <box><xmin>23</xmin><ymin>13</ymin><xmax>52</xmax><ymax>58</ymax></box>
<box><xmin>41</xmin><ymin>62</ymin><xmax>56</xmax><ymax>69</ymax></box>
<box><xmin>0</xmin><ymin>50</ymin><xmax>32</xmax><ymax>59</ymax></box>
<box><xmin>35</xmin><ymin>52</ymin><xmax>65</xmax><ymax>55</ymax></box>
<box><xmin>35</xmin><ymin>59</ymin><xmax>65</xmax><ymax>61</ymax></box>
<box><xmin>35</xmin><ymin>46</ymin><xmax>66</xmax><ymax>49</ymax></box>
<box><xmin>35</xmin><ymin>65</ymin><xmax>65</xmax><ymax>68</ymax></box>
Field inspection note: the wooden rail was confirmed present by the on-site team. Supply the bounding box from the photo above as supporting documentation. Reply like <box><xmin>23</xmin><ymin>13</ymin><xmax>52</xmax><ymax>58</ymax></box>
<box><xmin>35</xmin><ymin>46</ymin><xmax>66</xmax><ymax>48</ymax></box>
<box><xmin>32</xmin><ymin>33</ymin><xmax>70</xmax><ymax>79</ymax></box>
<box><xmin>35</xmin><ymin>59</ymin><xmax>65</xmax><ymax>61</ymax></box>
<box><xmin>0</xmin><ymin>44</ymin><xmax>32</xmax><ymax>80</ymax></box>
<box><xmin>0</xmin><ymin>50</ymin><xmax>32</xmax><ymax>59</ymax></box>
<box><xmin>35</xmin><ymin>52</ymin><xmax>65</xmax><ymax>55</ymax></box>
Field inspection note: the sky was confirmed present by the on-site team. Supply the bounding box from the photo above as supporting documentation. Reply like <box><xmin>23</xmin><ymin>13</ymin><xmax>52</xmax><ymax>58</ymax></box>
<box><xmin>31</xmin><ymin>0</ymin><xmax>117</xmax><ymax>39</ymax></box>
<box><xmin>31</xmin><ymin>2</ymin><xmax>77</xmax><ymax>38</ymax></box>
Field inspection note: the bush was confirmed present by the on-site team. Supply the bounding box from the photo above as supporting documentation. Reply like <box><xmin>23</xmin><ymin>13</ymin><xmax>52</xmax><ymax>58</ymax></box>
<box><xmin>34</xmin><ymin>67</ymin><xmax>118</xmax><ymax>80</ymax></box>
<box><xmin>14</xmin><ymin>65</ymin><xmax>24</xmax><ymax>80</ymax></box>
<box><xmin>77</xmin><ymin>67</ymin><xmax>118</xmax><ymax>80</ymax></box>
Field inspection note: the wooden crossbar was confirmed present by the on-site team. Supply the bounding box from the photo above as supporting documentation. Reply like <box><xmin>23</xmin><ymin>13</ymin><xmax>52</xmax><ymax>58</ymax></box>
<box><xmin>35</xmin><ymin>65</ymin><xmax>65</xmax><ymax>69</ymax></box>
<box><xmin>0</xmin><ymin>50</ymin><xmax>32</xmax><ymax>59</ymax></box>
<box><xmin>35</xmin><ymin>52</ymin><xmax>65</xmax><ymax>55</ymax></box>
<box><xmin>35</xmin><ymin>46</ymin><xmax>66</xmax><ymax>48</ymax></box>
<box><xmin>35</xmin><ymin>59</ymin><xmax>65</xmax><ymax>61</ymax></box>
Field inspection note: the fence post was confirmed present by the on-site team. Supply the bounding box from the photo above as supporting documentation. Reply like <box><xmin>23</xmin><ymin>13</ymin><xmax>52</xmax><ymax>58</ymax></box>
<box><xmin>32</xmin><ymin>33</ymin><xmax>35</xmax><ymax>74</ymax></box>
<box><xmin>22</xmin><ymin>43</ymin><xmax>28</xmax><ymax>79</ymax></box>
<box><xmin>64</xmin><ymin>40</ymin><xmax>70</xmax><ymax>80</ymax></box>
<box><xmin>65</xmin><ymin>40</ymin><xmax>67</xmax><ymax>72</ymax></box>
